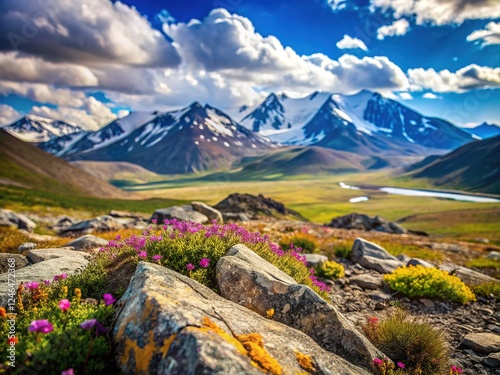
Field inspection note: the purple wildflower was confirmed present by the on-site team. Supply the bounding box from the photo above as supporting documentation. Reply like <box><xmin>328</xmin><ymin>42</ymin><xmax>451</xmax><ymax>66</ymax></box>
<box><xmin>103</xmin><ymin>293</ymin><xmax>116</xmax><ymax>306</ymax></box>
<box><xmin>58</xmin><ymin>299</ymin><xmax>71</xmax><ymax>312</ymax></box>
<box><xmin>199</xmin><ymin>258</ymin><xmax>210</xmax><ymax>268</ymax></box>
<box><xmin>186</xmin><ymin>263</ymin><xmax>195</xmax><ymax>272</ymax></box>
<box><xmin>152</xmin><ymin>254</ymin><xmax>163</xmax><ymax>262</ymax></box>
<box><xmin>79</xmin><ymin>319</ymin><xmax>107</xmax><ymax>336</ymax></box>
<box><xmin>28</xmin><ymin>320</ymin><xmax>53</xmax><ymax>334</ymax></box>
<box><xmin>397</xmin><ymin>362</ymin><xmax>405</xmax><ymax>369</ymax></box>
<box><xmin>61</xmin><ymin>369</ymin><xmax>75</xmax><ymax>375</ymax></box>
<box><xmin>138</xmin><ymin>251</ymin><xmax>147</xmax><ymax>259</ymax></box>
<box><xmin>25</xmin><ymin>281</ymin><xmax>39</xmax><ymax>290</ymax></box>
<box><xmin>373</xmin><ymin>358</ymin><xmax>383</xmax><ymax>366</ymax></box>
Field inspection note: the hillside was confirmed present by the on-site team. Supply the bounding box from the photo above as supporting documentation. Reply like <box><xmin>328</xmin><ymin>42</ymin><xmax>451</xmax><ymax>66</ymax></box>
<box><xmin>0</xmin><ymin>130</ymin><xmax>131</xmax><ymax>198</ymax></box>
<box><xmin>407</xmin><ymin>135</ymin><xmax>500</xmax><ymax>194</ymax></box>
<box><xmin>72</xmin><ymin>161</ymin><xmax>159</xmax><ymax>184</ymax></box>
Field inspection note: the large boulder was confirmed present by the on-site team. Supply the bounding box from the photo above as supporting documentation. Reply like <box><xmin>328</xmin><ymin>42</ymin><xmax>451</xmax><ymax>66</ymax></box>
<box><xmin>216</xmin><ymin>244</ymin><xmax>384</xmax><ymax>370</ymax></box>
<box><xmin>462</xmin><ymin>333</ymin><xmax>500</xmax><ymax>355</ymax></box>
<box><xmin>151</xmin><ymin>205</ymin><xmax>208</xmax><ymax>224</ymax></box>
<box><xmin>59</xmin><ymin>215</ymin><xmax>122</xmax><ymax>236</ymax></box>
<box><xmin>304</xmin><ymin>253</ymin><xmax>328</xmax><ymax>267</ymax></box>
<box><xmin>350</xmin><ymin>238</ymin><xmax>404</xmax><ymax>274</ymax></box>
<box><xmin>214</xmin><ymin>193</ymin><xmax>304</xmax><ymax>220</ymax></box>
<box><xmin>0</xmin><ymin>254</ymin><xmax>29</xmax><ymax>273</ymax></box>
<box><xmin>114</xmin><ymin>262</ymin><xmax>370</xmax><ymax>375</ymax></box>
<box><xmin>327</xmin><ymin>213</ymin><xmax>407</xmax><ymax>235</ymax></box>
<box><xmin>0</xmin><ymin>209</ymin><xmax>36</xmax><ymax>232</ymax></box>
<box><xmin>191</xmin><ymin>201</ymin><xmax>224</xmax><ymax>224</ymax></box>
<box><xmin>0</xmin><ymin>248</ymin><xmax>88</xmax><ymax>306</ymax></box>
<box><xmin>64</xmin><ymin>235</ymin><xmax>108</xmax><ymax>251</ymax></box>
<box><xmin>438</xmin><ymin>263</ymin><xmax>499</xmax><ymax>285</ymax></box>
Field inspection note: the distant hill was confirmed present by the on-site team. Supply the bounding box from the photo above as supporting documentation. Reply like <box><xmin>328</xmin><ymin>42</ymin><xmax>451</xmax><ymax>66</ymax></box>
<box><xmin>407</xmin><ymin>135</ymin><xmax>500</xmax><ymax>194</ymax></box>
<box><xmin>72</xmin><ymin>161</ymin><xmax>159</xmax><ymax>184</ymax></box>
<box><xmin>0</xmin><ymin>130</ymin><xmax>130</xmax><ymax>198</ymax></box>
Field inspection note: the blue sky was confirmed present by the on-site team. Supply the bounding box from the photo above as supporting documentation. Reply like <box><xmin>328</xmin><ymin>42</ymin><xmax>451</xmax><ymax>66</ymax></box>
<box><xmin>0</xmin><ymin>0</ymin><xmax>499</xmax><ymax>129</ymax></box>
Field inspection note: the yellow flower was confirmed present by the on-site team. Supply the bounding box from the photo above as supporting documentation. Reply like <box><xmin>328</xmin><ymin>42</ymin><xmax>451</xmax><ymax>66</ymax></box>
<box><xmin>266</xmin><ymin>309</ymin><xmax>275</xmax><ymax>318</ymax></box>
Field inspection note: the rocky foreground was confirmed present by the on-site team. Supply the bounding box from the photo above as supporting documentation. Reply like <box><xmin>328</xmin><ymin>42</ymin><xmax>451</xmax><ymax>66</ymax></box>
<box><xmin>1</xmin><ymin>199</ymin><xmax>499</xmax><ymax>374</ymax></box>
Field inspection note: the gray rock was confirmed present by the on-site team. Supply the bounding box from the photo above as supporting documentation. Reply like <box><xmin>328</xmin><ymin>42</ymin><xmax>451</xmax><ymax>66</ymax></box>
<box><xmin>222</xmin><ymin>212</ymin><xmax>250</xmax><ymax>222</ymax></box>
<box><xmin>216</xmin><ymin>244</ymin><xmax>384</xmax><ymax>370</ymax></box>
<box><xmin>419</xmin><ymin>298</ymin><xmax>435</xmax><ymax>308</ymax></box>
<box><xmin>407</xmin><ymin>258</ymin><xmax>435</xmax><ymax>268</ymax></box>
<box><xmin>350</xmin><ymin>238</ymin><xmax>404</xmax><ymax>274</ymax></box>
<box><xmin>453</xmin><ymin>266</ymin><xmax>498</xmax><ymax>286</ymax></box>
<box><xmin>368</xmin><ymin>290</ymin><xmax>392</xmax><ymax>302</ymax></box>
<box><xmin>191</xmin><ymin>201</ymin><xmax>224</xmax><ymax>224</ymax></box>
<box><xmin>59</xmin><ymin>215</ymin><xmax>122</xmax><ymax>235</ymax></box>
<box><xmin>0</xmin><ymin>248</ymin><xmax>88</xmax><ymax>306</ymax></box>
<box><xmin>327</xmin><ymin>213</ymin><xmax>408</xmax><ymax>235</ymax></box>
<box><xmin>49</xmin><ymin>216</ymin><xmax>75</xmax><ymax>232</ymax></box>
<box><xmin>151</xmin><ymin>205</ymin><xmax>209</xmax><ymax>224</ymax></box>
<box><xmin>349</xmin><ymin>274</ymin><xmax>383</xmax><ymax>290</ymax></box>
<box><xmin>304</xmin><ymin>253</ymin><xmax>328</xmax><ymax>267</ymax></box>
<box><xmin>0</xmin><ymin>254</ymin><xmax>29</xmax><ymax>273</ymax></box>
<box><xmin>18</xmin><ymin>242</ymin><xmax>36</xmax><ymax>252</ymax></box>
<box><xmin>0</xmin><ymin>209</ymin><xmax>36</xmax><ymax>232</ymax></box>
<box><xmin>114</xmin><ymin>262</ymin><xmax>370</xmax><ymax>375</ymax></box>
<box><xmin>109</xmin><ymin>210</ymin><xmax>145</xmax><ymax>219</ymax></box>
<box><xmin>483</xmin><ymin>353</ymin><xmax>500</xmax><ymax>368</ymax></box>
<box><xmin>396</xmin><ymin>254</ymin><xmax>411</xmax><ymax>263</ymax></box>
<box><xmin>65</xmin><ymin>235</ymin><xmax>108</xmax><ymax>251</ymax></box>
<box><xmin>462</xmin><ymin>333</ymin><xmax>500</xmax><ymax>354</ymax></box>
<box><xmin>487</xmin><ymin>251</ymin><xmax>500</xmax><ymax>260</ymax></box>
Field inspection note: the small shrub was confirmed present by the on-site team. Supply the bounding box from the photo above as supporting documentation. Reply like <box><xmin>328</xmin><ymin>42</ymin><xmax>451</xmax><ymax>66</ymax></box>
<box><xmin>363</xmin><ymin>309</ymin><xmax>450</xmax><ymax>375</ymax></box>
<box><xmin>280</xmin><ymin>235</ymin><xmax>318</xmax><ymax>253</ymax></box>
<box><xmin>314</xmin><ymin>260</ymin><xmax>345</xmax><ymax>280</ymax></box>
<box><xmin>472</xmin><ymin>281</ymin><xmax>500</xmax><ymax>299</ymax></box>
<box><xmin>333</xmin><ymin>240</ymin><xmax>352</xmax><ymax>259</ymax></box>
<box><xmin>384</xmin><ymin>265</ymin><xmax>476</xmax><ymax>304</ymax></box>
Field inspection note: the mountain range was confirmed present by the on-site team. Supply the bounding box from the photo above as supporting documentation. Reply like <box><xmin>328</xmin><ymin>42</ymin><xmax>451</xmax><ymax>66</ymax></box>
<box><xmin>2</xmin><ymin>90</ymin><xmax>484</xmax><ymax>176</ymax></box>
<box><xmin>462</xmin><ymin>122</ymin><xmax>500</xmax><ymax>139</ymax></box>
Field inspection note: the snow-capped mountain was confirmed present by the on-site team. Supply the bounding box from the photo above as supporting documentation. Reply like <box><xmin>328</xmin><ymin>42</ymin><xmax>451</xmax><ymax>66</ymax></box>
<box><xmin>63</xmin><ymin>102</ymin><xmax>276</xmax><ymax>174</ymax></box>
<box><xmin>462</xmin><ymin>122</ymin><xmax>500</xmax><ymax>139</ymax></box>
<box><xmin>240</xmin><ymin>91</ymin><xmax>476</xmax><ymax>152</ymax></box>
<box><xmin>3</xmin><ymin>114</ymin><xmax>83</xmax><ymax>143</ymax></box>
<box><xmin>47</xmin><ymin>111</ymin><xmax>159</xmax><ymax>157</ymax></box>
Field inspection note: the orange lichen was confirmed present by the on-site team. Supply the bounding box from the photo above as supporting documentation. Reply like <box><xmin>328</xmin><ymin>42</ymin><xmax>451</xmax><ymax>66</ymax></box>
<box><xmin>236</xmin><ymin>333</ymin><xmax>283</xmax><ymax>375</ymax></box>
<box><xmin>295</xmin><ymin>351</ymin><xmax>315</xmax><ymax>372</ymax></box>
<box><xmin>266</xmin><ymin>308</ymin><xmax>275</xmax><ymax>318</ymax></box>
<box><xmin>200</xmin><ymin>316</ymin><xmax>247</xmax><ymax>355</ymax></box>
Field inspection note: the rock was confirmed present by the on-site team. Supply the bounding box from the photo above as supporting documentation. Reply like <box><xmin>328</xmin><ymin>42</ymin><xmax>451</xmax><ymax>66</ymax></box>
<box><xmin>59</xmin><ymin>215</ymin><xmax>122</xmax><ymax>235</ymax></box>
<box><xmin>222</xmin><ymin>212</ymin><xmax>250</xmax><ymax>222</ymax></box>
<box><xmin>453</xmin><ymin>266</ymin><xmax>498</xmax><ymax>286</ymax></box>
<box><xmin>18</xmin><ymin>242</ymin><xmax>36</xmax><ymax>252</ymax></box>
<box><xmin>216</xmin><ymin>244</ymin><xmax>384</xmax><ymax>370</ymax></box>
<box><xmin>349</xmin><ymin>274</ymin><xmax>383</xmax><ymax>290</ymax></box>
<box><xmin>191</xmin><ymin>202</ymin><xmax>224</xmax><ymax>224</ymax></box>
<box><xmin>327</xmin><ymin>213</ymin><xmax>408</xmax><ymax>235</ymax></box>
<box><xmin>368</xmin><ymin>290</ymin><xmax>392</xmax><ymax>302</ymax></box>
<box><xmin>350</xmin><ymin>238</ymin><xmax>404</xmax><ymax>274</ymax></box>
<box><xmin>109</xmin><ymin>210</ymin><xmax>145</xmax><ymax>219</ymax></box>
<box><xmin>430</xmin><ymin>242</ymin><xmax>469</xmax><ymax>254</ymax></box>
<box><xmin>304</xmin><ymin>253</ymin><xmax>328</xmax><ymax>267</ymax></box>
<box><xmin>0</xmin><ymin>254</ymin><xmax>29</xmax><ymax>273</ymax></box>
<box><xmin>419</xmin><ymin>298</ymin><xmax>435</xmax><ymax>308</ymax></box>
<box><xmin>487</xmin><ymin>251</ymin><xmax>500</xmax><ymax>260</ymax></box>
<box><xmin>483</xmin><ymin>353</ymin><xmax>500</xmax><ymax>368</ymax></box>
<box><xmin>151</xmin><ymin>205</ymin><xmax>208</xmax><ymax>224</ymax></box>
<box><xmin>214</xmin><ymin>193</ymin><xmax>304</xmax><ymax>220</ymax></box>
<box><xmin>0</xmin><ymin>209</ymin><xmax>36</xmax><ymax>232</ymax></box>
<box><xmin>462</xmin><ymin>333</ymin><xmax>500</xmax><ymax>355</ymax></box>
<box><xmin>49</xmin><ymin>216</ymin><xmax>75</xmax><ymax>232</ymax></box>
<box><xmin>475</xmin><ymin>238</ymin><xmax>490</xmax><ymax>244</ymax></box>
<box><xmin>407</xmin><ymin>258</ymin><xmax>435</xmax><ymax>268</ymax></box>
<box><xmin>114</xmin><ymin>262</ymin><xmax>371</xmax><ymax>375</ymax></box>
<box><xmin>0</xmin><ymin>248</ymin><xmax>88</xmax><ymax>306</ymax></box>
<box><xmin>396</xmin><ymin>254</ymin><xmax>411</xmax><ymax>263</ymax></box>
<box><xmin>64</xmin><ymin>235</ymin><xmax>108</xmax><ymax>251</ymax></box>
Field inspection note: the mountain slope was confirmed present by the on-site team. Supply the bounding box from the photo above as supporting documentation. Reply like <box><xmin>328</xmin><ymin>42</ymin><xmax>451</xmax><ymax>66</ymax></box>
<box><xmin>69</xmin><ymin>102</ymin><xmax>276</xmax><ymax>174</ymax></box>
<box><xmin>3</xmin><ymin>114</ymin><xmax>83</xmax><ymax>143</ymax></box>
<box><xmin>0</xmin><ymin>130</ymin><xmax>130</xmax><ymax>198</ymax></box>
<box><xmin>463</xmin><ymin>122</ymin><xmax>500</xmax><ymax>139</ymax></box>
<box><xmin>407</xmin><ymin>135</ymin><xmax>500</xmax><ymax>194</ymax></box>
<box><xmin>240</xmin><ymin>91</ymin><xmax>475</xmax><ymax>152</ymax></box>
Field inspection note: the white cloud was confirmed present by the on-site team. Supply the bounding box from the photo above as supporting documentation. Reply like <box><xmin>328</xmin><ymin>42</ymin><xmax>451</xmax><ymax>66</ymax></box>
<box><xmin>370</xmin><ymin>0</ymin><xmax>500</xmax><ymax>25</ymax></box>
<box><xmin>0</xmin><ymin>0</ymin><xmax>180</xmax><ymax>67</ymax></box>
<box><xmin>399</xmin><ymin>92</ymin><xmax>413</xmax><ymax>100</ymax></box>
<box><xmin>422</xmin><ymin>92</ymin><xmax>439</xmax><ymax>99</ymax></box>
<box><xmin>0</xmin><ymin>104</ymin><xmax>21</xmax><ymax>126</ymax></box>
<box><xmin>336</xmin><ymin>35</ymin><xmax>368</xmax><ymax>51</ymax></box>
<box><xmin>467</xmin><ymin>22</ymin><xmax>500</xmax><ymax>47</ymax></box>
<box><xmin>305</xmin><ymin>53</ymin><xmax>409</xmax><ymax>94</ymax></box>
<box><xmin>0</xmin><ymin>52</ymin><xmax>98</xmax><ymax>87</ymax></box>
<box><xmin>377</xmin><ymin>19</ymin><xmax>410</xmax><ymax>39</ymax></box>
<box><xmin>408</xmin><ymin>64</ymin><xmax>500</xmax><ymax>92</ymax></box>
<box><xmin>31</xmin><ymin>101</ymin><xmax>115</xmax><ymax>130</ymax></box>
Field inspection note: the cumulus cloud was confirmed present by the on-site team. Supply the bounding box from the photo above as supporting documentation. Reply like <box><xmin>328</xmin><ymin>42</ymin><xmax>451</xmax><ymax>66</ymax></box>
<box><xmin>305</xmin><ymin>53</ymin><xmax>409</xmax><ymax>94</ymax></box>
<box><xmin>336</xmin><ymin>35</ymin><xmax>368</xmax><ymax>51</ymax></box>
<box><xmin>0</xmin><ymin>0</ymin><xmax>180</xmax><ymax>67</ymax></box>
<box><xmin>399</xmin><ymin>92</ymin><xmax>413</xmax><ymax>100</ymax></box>
<box><xmin>370</xmin><ymin>0</ymin><xmax>500</xmax><ymax>25</ymax></box>
<box><xmin>408</xmin><ymin>64</ymin><xmax>500</xmax><ymax>92</ymax></box>
<box><xmin>467</xmin><ymin>22</ymin><xmax>500</xmax><ymax>47</ymax></box>
<box><xmin>377</xmin><ymin>19</ymin><xmax>410</xmax><ymax>39</ymax></box>
<box><xmin>0</xmin><ymin>104</ymin><xmax>21</xmax><ymax>126</ymax></box>
<box><xmin>31</xmin><ymin>99</ymin><xmax>115</xmax><ymax>130</ymax></box>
